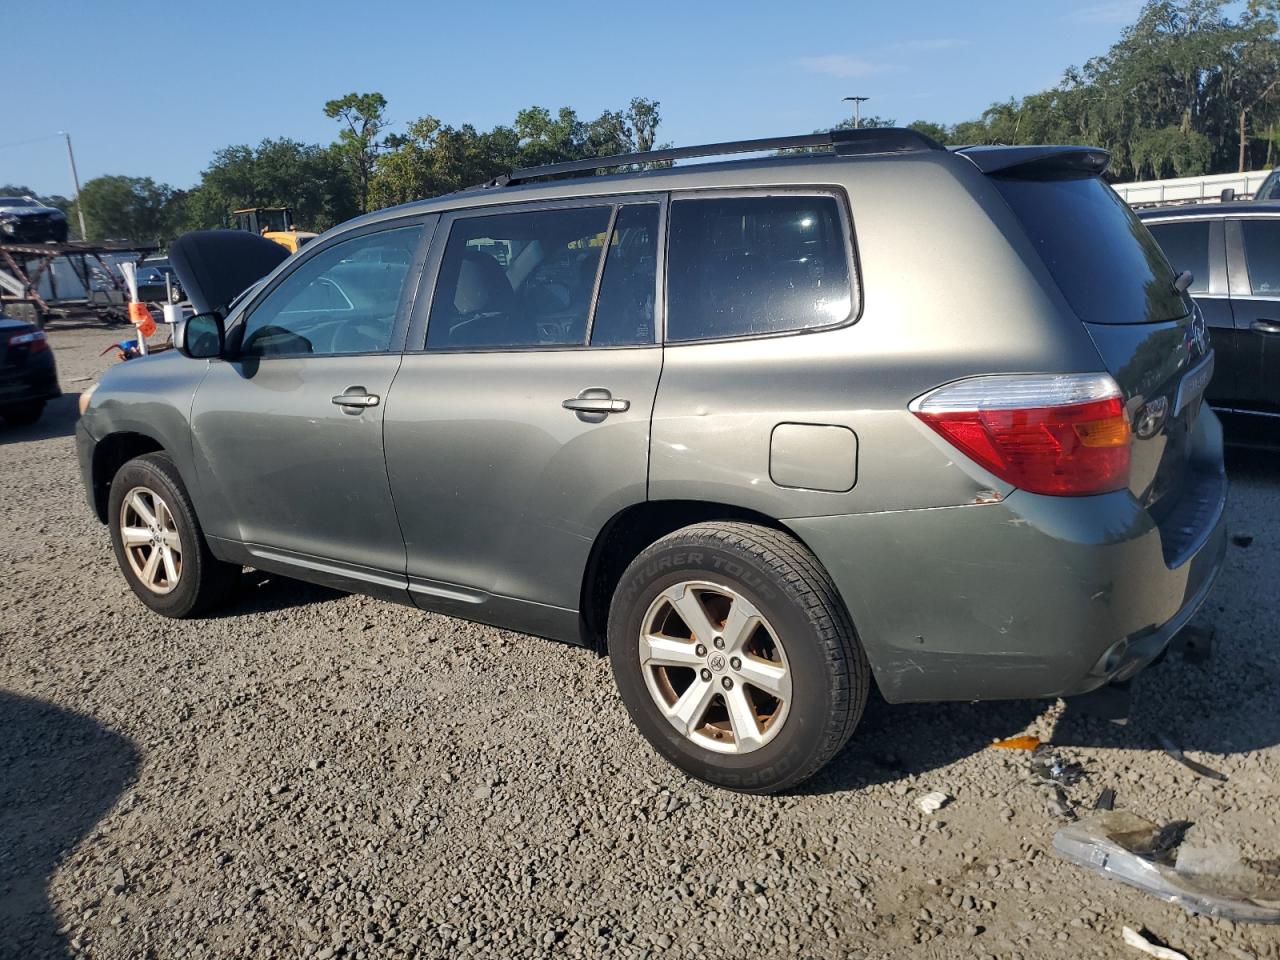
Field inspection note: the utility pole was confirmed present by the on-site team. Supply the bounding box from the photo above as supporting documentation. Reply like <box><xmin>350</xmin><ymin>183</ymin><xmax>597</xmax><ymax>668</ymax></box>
<box><xmin>61</xmin><ymin>132</ymin><xmax>88</xmax><ymax>241</ymax></box>
<box><xmin>843</xmin><ymin>96</ymin><xmax>870</xmax><ymax>129</ymax></box>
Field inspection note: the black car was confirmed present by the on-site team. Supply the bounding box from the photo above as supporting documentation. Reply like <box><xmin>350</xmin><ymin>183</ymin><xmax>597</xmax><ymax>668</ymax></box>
<box><xmin>0</xmin><ymin>196</ymin><xmax>70</xmax><ymax>244</ymax></box>
<box><xmin>1139</xmin><ymin>203</ymin><xmax>1280</xmax><ymax>417</ymax></box>
<box><xmin>135</xmin><ymin>258</ymin><xmax>184</xmax><ymax>303</ymax></box>
<box><xmin>1256</xmin><ymin>168</ymin><xmax>1279</xmax><ymax>201</ymax></box>
<box><xmin>0</xmin><ymin>312</ymin><xmax>60</xmax><ymax>424</ymax></box>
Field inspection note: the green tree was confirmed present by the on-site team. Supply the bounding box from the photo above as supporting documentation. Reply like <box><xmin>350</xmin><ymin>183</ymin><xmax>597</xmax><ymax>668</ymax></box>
<box><xmin>73</xmin><ymin>175</ymin><xmax>183</xmax><ymax>243</ymax></box>
<box><xmin>324</xmin><ymin>92</ymin><xmax>389</xmax><ymax>213</ymax></box>
<box><xmin>184</xmin><ymin>138</ymin><xmax>358</xmax><ymax>233</ymax></box>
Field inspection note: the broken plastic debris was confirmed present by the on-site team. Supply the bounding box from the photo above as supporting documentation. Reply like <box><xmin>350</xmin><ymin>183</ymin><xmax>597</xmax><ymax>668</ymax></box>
<box><xmin>1030</xmin><ymin>747</ymin><xmax>1085</xmax><ymax>787</ymax></box>
<box><xmin>1053</xmin><ymin>811</ymin><xmax>1280</xmax><ymax>923</ymax></box>
<box><xmin>1158</xmin><ymin>735</ymin><xmax>1227</xmax><ymax>782</ymax></box>
<box><xmin>1047</xmin><ymin>786</ymin><xmax>1076</xmax><ymax>821</ymax></box>
<box><xmin>917</xmin><ymin>791</ymin><xmax>950</xmax><ymax>814</ymax></box>
<box><xmin>1122</xmin><ymin>926</ymin><xmax>1188</xmax><ymax>960</ymax></box>
<box><xmin>1094</xmin><ymin>787</ymin><xmax>1116</xmax><ymax>811</ymax></box>
<box><xmin>991</xmin><ymin>735</ymin><xmax>1041</xmax><ymax>751</ymax></box>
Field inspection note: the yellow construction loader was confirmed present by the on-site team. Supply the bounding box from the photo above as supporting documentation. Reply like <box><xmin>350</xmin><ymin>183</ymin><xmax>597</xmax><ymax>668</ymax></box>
<box><xmin>231</xmin><ymin>207</ymin><xmax>317</xmax><ymax>254</ymax></box>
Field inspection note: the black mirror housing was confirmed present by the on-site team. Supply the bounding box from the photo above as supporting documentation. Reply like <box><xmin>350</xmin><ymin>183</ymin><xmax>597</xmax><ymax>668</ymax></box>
<box><xmin>176</xmin><ymin>311</ymin><xmax>225</xmax><ymax>359</ymax></box>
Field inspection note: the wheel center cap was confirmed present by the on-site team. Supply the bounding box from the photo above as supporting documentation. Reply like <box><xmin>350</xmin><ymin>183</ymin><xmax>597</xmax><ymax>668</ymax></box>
<box><xmin>707</xmin><ymin>652</ymin><xmax>727</xmax><ymax>673</ymax></box>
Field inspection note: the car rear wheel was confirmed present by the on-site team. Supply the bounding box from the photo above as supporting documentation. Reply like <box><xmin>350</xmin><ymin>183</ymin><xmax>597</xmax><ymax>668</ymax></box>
<box><xmin>107</xmin><ymin>452</ymin><xmax>240</xmax><ymax>618</ymax></box>
<box><xmin>608</xmin><ymin>521</ymin><xmax>869</xmax><ymax>793</ymax></box>
<box><xmin>0</xmin><ymin>400</ymin><xmax>45</xmax><ymax>426</ymax></box>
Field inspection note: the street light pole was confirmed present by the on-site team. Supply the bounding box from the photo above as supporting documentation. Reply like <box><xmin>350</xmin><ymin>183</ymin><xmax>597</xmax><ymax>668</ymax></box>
<box><xmin>843</xmin><ymin>96</ymin><xmax>870</xmax><ymax>130</ymax></box>
<box><xmin>61</xmin><ymin>131</ymin><xmax>88</xmax><ymax>241</ymax></box>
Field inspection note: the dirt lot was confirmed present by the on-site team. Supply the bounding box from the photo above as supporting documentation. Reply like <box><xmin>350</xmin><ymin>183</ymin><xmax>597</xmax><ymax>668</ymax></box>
<box><xmin>2</xmin><ymin>322</ymin><xmax>1278</xmax><ymax>960</ymax></box>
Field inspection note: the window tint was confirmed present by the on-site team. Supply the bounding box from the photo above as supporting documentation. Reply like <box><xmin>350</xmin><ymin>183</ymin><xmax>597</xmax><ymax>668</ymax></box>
<box><xmin>1257</xmin><ymin>170</ymin><xmax>1280</xmax><ymax>201</ymax></box>
<box><xmin>240</xmin><ymin>225</ymin><xmax>421</xmax><ymax>357</ymax></box>
<box><xmin>427</xmin><ymin>206</ymin><xmax>611</xmax><ymax>350</ymax></box>
<box><xmin>666</xmin><ymin>195</ymin><xmax>852</xmax><ymax>342</ymax></box>
<box><xmin>1147</xmin><ymin>221</ymin><xmax>1210</xmax><ymax>294</ymax></box>
<box><xmin>993</xmin><ymin>176</ymin><xmax>1188</xmax><ymax>324</ymax></box>
<box><xmin>1242</xmin><ymin>220</ymin><xmax>1280</xmax><ymax>295</ymax></box>
<box><xmin>590</xmin><ymin>204</ymin><xmax>659</xmax><ymax>346</ymax></box>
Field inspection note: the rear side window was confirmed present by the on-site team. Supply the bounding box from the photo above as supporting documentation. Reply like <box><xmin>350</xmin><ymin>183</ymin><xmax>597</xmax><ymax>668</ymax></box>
<box><xmin>666</xmin><ymin>195</ymin><xmax>853</xmax><ymax>342</ymax></box>
<box><xmin>590</xmin><ymin>204</ymin><xmax>660</xmax><ymax>347</ymax></box>
<box><xmin>427</xmin><ymin>206</ymin><xmax>610</xmax><ymax>349</ymax></box>
<box><xmin>1241</xmin><ymin>220</ymin><xmax>1280</xmax><ymax>295</ymax></box>
<box><xmin>994</xmin><ymin>176</ymin><xmax>1189</xmax><ymax>324</ymax></box>
<box><xmin>1146</xmin><ymin>221</ymin><xmax>1210</xmax><ymax>294</ymax></box>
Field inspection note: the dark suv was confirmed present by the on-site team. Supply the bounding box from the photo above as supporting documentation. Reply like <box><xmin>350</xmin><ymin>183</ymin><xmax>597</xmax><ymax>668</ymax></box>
<box><xmin>78</xmin><ymin>130</ymin><xmax>1227</xmax><ymax>792</ymax></box>
<box><xmin>1140</xmin><ymin>203</ymin><xmax>1280</xmax><ymax>417</ymax></box>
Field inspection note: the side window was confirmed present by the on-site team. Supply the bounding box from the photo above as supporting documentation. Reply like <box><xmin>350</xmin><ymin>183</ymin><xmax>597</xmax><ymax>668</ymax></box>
<box><xmin>1147</xmin><ymin>221</ymin><xmax>1210</xmax><ymax>294</ymax></box>
<box><xmin>1241</xmin><ymin>220</ymin><xmax>1280</xmax><ymax>295</ymax></box>
<box><xmin>666</xmin><ymin>194</ymin><xmax>853</xmax><ymax>342</ymax></box>
<box><xmin>240</xmin><ymin>225</ymin><xmax>421</xmax><ymax>357</ymax></box>
<box><xmin>590</xmin><ymin>204</ymin><xmax>660</xmax><ymax>346</ymax></box>
<box><xmin>427</xmin><ymin>206</ymin><xmax>611</xmax><ymax>350</ymax></box>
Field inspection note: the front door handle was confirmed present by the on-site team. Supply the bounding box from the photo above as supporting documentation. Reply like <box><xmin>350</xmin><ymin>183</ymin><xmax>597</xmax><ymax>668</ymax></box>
<box><xmin>331</xmin><ymin>387</ymin><xmax>380</xmax><ymax>410</ymax></box>
<box><xmin>1252</xmin><ymin>319</ymin><xmax>1280</xmax><ymax>335</ymax></box>
<box><xmin>562</xmin><ymin>387</ymin><xmax>629</xmax><ymax>423</ymax></box>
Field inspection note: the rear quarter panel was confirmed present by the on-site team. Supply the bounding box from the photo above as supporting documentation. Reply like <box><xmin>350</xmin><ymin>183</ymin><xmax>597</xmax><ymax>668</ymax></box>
<box><xmin>649</xmin><ymin>154</ymin><xmax>1106</xmax><ymax>518</ymax></box>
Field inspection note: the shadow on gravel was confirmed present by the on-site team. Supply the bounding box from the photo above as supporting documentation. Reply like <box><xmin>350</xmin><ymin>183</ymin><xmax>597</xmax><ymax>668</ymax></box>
<box><xmin>801</xmin><ymin>693</ymin><xmax>1046</xmax><ymax>795</ymax></box>
<box><xmin>0</xmin><ymin>394</ymin><xmax>79</xmax><ymax>445</ymax></box>
<box><xmin>0</xmin><ymin>691</ymin><xmax>139</xmax><ymax>959</ymax></box>
<box><xmin>218</xmin><ymin>570</ymin><xmax>346</xmax><ymax>617</ymax></box>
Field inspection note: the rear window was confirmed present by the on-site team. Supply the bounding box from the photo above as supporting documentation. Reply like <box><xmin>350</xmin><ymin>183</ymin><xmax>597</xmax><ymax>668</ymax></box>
<box><xmin>994</xmin><ymin>176</ymin><xmax>1189</xmax><ymax>325</ymax></box>
<box><xmin>666</xmin><ymin>194</ymin><xmax>853</xmax><ymax>342</ymax></box>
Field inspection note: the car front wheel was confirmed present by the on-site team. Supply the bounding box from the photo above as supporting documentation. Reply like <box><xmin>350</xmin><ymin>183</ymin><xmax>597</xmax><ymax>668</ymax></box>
<box><xmin>608</xmin><ymin>521</ymin><xmax>869</xmax><ymax>793</ymax></box>
<box><xmin>107</xmin><ymin>452</ymin><xmax>240</xmax><ymax>617</ymax></box>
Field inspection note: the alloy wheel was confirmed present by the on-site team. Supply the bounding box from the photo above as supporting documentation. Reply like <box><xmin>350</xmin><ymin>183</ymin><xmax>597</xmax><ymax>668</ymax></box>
<box><xmin>119</xmin><ymin>485</ymin><xmax>183</xmax><ymax>595</ymax></box>
<box><xmin>639</xmin><ymin>580</ymin><xmax>792</xmax><ymax>754</ymax></box>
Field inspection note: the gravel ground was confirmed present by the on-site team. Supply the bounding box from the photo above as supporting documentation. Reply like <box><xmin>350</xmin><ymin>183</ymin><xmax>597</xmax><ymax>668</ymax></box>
<box><xmin>2</xmin><ymin>322</ymin><xmax>1279</xmax><ymax>960</ymax></box>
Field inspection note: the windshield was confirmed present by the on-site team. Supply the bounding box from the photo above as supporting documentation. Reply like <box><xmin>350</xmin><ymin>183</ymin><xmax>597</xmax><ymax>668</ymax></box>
<box><xmin>994</xmin><ymin>175</ymin><xmax>1190</xmax><ymax>325</ymax></box>
<box><xmin>0</xmin><ymin>197</ymin><xmax>38</xmax><ymax>207</ymax></box>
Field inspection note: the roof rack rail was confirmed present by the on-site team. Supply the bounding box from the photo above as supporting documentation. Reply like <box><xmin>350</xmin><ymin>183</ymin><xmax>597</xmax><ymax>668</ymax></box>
<box><xmin>480</xmin><ymin>127</ymin><xmax>944</xmax><ymax>188</ymax></box>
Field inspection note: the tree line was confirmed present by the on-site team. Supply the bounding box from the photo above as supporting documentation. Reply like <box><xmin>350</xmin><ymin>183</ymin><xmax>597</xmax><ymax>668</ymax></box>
<box><xmin>5</xmin><ymin>0</ymin><xmax>1277</xmax><ymax>245</ymax></box>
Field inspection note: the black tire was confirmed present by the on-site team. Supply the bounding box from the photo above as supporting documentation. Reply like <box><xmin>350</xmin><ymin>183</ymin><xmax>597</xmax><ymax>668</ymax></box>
<box><xmin>107</xmin><ymin>452</ymin><xmax>240</xmax><ymax>618</ymax></box>
<box><xmin>0</xmin><ymin>400</ymin><xmax>45</xmax><ymax>426</ymax></box>
<box><xmin>608</xmin><ymin>521</ymin><xmax>870</xmax><ymax>794</ymax></box>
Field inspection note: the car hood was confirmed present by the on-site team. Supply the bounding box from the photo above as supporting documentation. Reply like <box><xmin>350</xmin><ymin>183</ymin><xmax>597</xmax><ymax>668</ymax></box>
<box><xmin>168</xmin><ymin>230</ymin><xmax>289</xmax><ymax>315</ymax></box>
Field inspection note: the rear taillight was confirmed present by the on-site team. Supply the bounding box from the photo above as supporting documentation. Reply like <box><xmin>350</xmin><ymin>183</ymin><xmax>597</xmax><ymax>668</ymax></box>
<box><xmin>7</xmin><ymin>330</ymin><xmax>48</xmax><ymax>353</ymax></box>
<box><xmin>911</xmin><ymin>373</ymin><xmax>1131</xmax><ymax>496</ymax></box>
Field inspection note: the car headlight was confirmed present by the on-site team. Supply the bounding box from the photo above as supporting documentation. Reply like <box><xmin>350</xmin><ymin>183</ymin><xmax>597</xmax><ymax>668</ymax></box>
<box><xmin>78</xmin><ymin>381</ymin><xmax>99</xmax><ymax>416</ymax></box>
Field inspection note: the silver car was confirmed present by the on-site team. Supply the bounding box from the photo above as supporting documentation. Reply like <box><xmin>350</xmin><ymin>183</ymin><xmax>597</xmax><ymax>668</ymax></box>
<box><xmin>77</xmin><ymin>129</ymin><xmax>1227</xmax><ymax>793</ymax></box>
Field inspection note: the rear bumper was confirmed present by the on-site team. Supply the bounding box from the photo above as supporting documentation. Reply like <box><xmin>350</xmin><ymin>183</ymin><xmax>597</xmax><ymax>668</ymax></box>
<box><xmin>785</xmin><ymin>415</ymin><xmax>1228</xmax><ymax>704</ymax></box>
<box><xmin>0</xmin><ymin>352</ymin><xmax>60</xmax><ymax>406</ymax></box>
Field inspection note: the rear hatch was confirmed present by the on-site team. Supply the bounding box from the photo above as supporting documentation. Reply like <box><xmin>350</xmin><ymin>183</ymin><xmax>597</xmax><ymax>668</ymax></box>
<box><xmin>972</xmin><ymin>149</ymin><xmax>1213</xmax><ymax>526</ymax></box>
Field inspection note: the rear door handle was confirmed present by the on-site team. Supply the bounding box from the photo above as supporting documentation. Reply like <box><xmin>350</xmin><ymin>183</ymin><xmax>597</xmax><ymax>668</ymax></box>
<box><xmin>1252</xmin><ymin>319</ymin><xmax>1280</xmax><ymax>335</ymax></box>
<box><xmin>562</xmin><ymin>388</ymin><xmax>629</xmax><ymax>422</ymax></box>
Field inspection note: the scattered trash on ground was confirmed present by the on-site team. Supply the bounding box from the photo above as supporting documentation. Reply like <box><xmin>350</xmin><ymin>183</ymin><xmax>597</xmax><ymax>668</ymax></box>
<box><xmin>1094</xmin><ymin>787</ymin><xmax>1116</xmax><ymax>811</ymax></box>
<box><xmin>991</xmin><ymin>734</ymin><xmax>1042</xmax><ymax>751</ymax></box>
<box><xmin>1230</xmin><ymin>533</ymin><xmax>1254</xmax><ymax>548</ymax></box>
<box><xmin>917</xmin><ymin>791</ymin><xmax>950</xmax><ymax>814</ymax></box>
<box><xmin>1030</xmin><ymin>747</ymin><xmax>1085</xmax><ymax>787</ymax></box>
<box><xmin>1046</xmin><ymin>786</ymin><xmax>1077</xmax><ymax>821</ymax></box>
<box><xmin>1122</xmin><ymin>926</ymin><xmax>1189</xmax><ymax>960</ymax></box>
<box><xmin>1157</xmin><ymin>735</ymin><xmax>1228</xmax><ymax>782</ymax></box>
<box><xmin>1054</xmin><ymin>811</ymin><xmax>1280</xmax><ymax>923</ymax></box>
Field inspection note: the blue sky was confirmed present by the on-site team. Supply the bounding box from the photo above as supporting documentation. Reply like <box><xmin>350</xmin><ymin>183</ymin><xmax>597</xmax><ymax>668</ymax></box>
<box><xmin>3</xmin><ymin>0</ymin><xmax>1147</xmax><ymax>197</ymax></box>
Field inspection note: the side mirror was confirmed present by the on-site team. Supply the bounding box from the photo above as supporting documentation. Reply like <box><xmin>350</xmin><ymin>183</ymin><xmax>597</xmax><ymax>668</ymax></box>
<box><xmin>175</xmin><ymin>311</ymin><xmax>225</xmax><ymax>359</ymax></box>
<box><xmin>1220</xmin><ymin>187</ymin><xmax>1236</xmax><ymax>203</ymax></box>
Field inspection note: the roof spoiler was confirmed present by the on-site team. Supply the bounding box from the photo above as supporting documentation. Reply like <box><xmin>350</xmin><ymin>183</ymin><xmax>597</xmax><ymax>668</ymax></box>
<box><xmin>954</xmin><ymin>145</ymin><xmax>1110</xmax><ymax>179</ymax></box>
